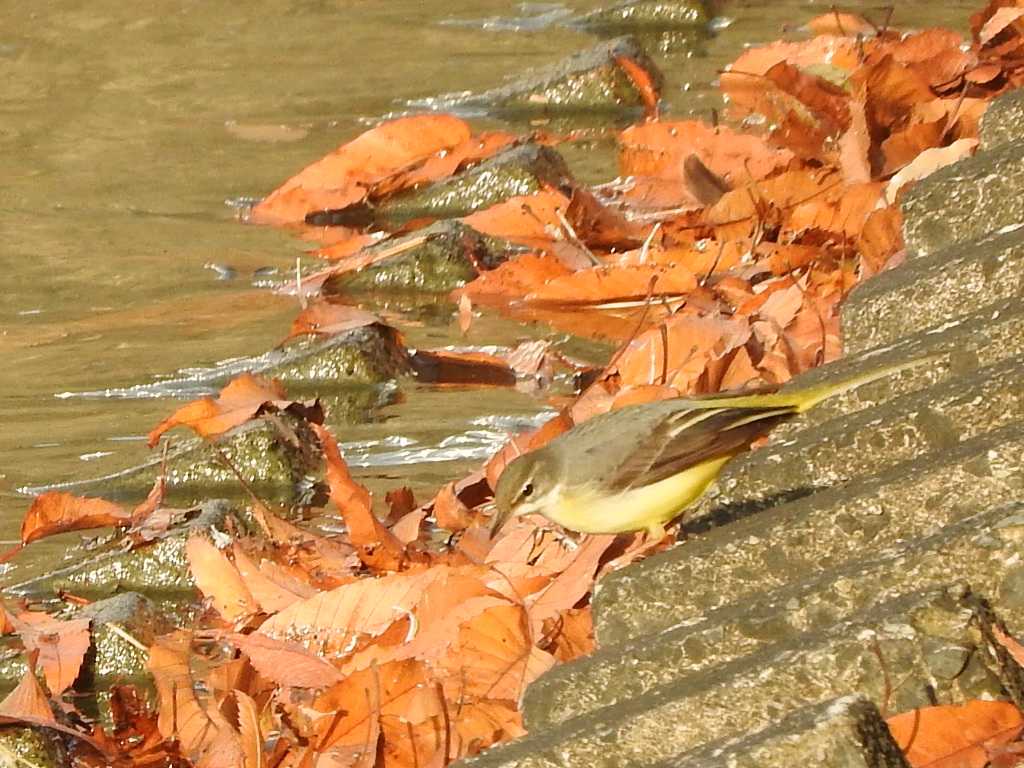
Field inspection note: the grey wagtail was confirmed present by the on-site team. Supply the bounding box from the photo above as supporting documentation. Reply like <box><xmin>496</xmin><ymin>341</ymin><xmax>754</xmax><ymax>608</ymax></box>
<box><xmin>489</xmin><ymin>357</ymin><xmax>933</xmax><ymax>539</ymax></box>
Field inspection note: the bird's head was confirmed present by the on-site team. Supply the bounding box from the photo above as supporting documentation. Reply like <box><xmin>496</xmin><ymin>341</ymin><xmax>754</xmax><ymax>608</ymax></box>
<box><xmin>489</xmin><ymin>450</ymin><xmax>559</xmax><ymax>537</ymax></box>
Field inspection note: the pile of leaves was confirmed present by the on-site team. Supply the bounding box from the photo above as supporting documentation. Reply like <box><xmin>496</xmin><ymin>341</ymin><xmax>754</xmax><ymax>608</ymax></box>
<box><xmin>6</xmin><ymin>3</ymin><xmax>1024</xmax><ymax>767</ymax></box>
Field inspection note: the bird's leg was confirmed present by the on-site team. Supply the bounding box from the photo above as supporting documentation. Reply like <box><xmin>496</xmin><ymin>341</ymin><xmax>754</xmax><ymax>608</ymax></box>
<box><xmin>552</xmin><ymin>527</ymin><xmax>581</xmax><ymax>551</ymax></box>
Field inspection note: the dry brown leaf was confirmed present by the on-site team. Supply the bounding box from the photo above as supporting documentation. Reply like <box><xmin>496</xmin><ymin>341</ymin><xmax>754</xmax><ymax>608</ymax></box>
<box><xmin>148</xmin><ymin>373</ymin><xmax>297</xmax><ymax>447</ymax></box>
<box><xmin>225</xmin><ymin>633</ymin><xmax>344</xmax><ymax>689</ymax></box>
<box><xmin>887</xmin><ymin>700</ymin><xmax>1024</xmax><ymax>768</ymax></box>
<box><xmin>11</xmin><ymin>611</ymin><xmax>90</xmax><ymax>695</ymax></box>
<box><xmin>187</xmin><ymin>535</ymin><xmax>258</xmax><ymax>622</ymax></box>
<box><xmin>20</xmin><ymin>491</ymin><xmax>130</xmax><ymax>545</ymax></box>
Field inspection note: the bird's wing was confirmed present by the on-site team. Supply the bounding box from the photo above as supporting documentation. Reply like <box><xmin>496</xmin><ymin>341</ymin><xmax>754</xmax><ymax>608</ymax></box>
<box><xmin>608</xmin><ymin>404</ymin><xmax>797</xmax><ymax>490</ymax></box>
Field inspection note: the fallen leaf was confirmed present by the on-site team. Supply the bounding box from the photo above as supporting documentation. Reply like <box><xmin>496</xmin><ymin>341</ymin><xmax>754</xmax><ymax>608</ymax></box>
<box><xmin>887</xmin><ymin>700</ymin><xmax>1024</xmax><ymax>768</ymax></box>
<box><xmin>10</xmin><ymin>611</ymin><xmax>90</xmax><ymax>695</ymax></box>
<box><xmin>186</xmin><ymin>536</ymin><xmax>258</xmax><ymax>622</ymax></box>
<box><xmin>251</xmin><ymin>115</ymin><xmax>472</xmax><ymax>226</ymax></box>
<box><xmin>885</xmin><ymin>138</ymin><xmax>979</xmax><ymax>203</ymax></box>
<box><xmin>224</xmin><ymin>633</ymin><xmax>344</xmax><ymax>689</ymax></box>
<box><xmin>147</xmin><ymin>373</ymin><xmax>298</xmax><ymax>447</ymax></box>
<box><xmin>21</xmin><ymin>491</ymin><xmax>130</xmax><ymax>545</ymax></box>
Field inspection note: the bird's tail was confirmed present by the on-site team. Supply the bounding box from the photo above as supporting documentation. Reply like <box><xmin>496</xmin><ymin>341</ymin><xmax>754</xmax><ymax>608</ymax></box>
<box><xmin>681</xmin><ymin>354</ymin><xmax>938</xmax><ymax>413</ymax></box>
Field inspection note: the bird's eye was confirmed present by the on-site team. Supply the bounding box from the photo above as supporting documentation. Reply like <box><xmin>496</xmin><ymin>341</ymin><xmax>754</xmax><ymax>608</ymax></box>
<box><xmin>521</xmin><ymin>483</ymin><xmax>533</xmax><ymax>498</ymax></box>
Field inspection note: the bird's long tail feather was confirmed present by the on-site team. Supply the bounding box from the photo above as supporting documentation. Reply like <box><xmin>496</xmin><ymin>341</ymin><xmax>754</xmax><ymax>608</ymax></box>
<box><xmin>679</xmin><ymin>354</ymin><xmax>937</xmax><ymax>413</ymax></box>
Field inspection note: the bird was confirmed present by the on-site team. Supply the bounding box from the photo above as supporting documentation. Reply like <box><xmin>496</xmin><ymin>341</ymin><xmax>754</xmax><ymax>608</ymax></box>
<box><xmin>489</xmin><ymin>357</ymin><xmax>933</xmax><ymax>540</ymax></box>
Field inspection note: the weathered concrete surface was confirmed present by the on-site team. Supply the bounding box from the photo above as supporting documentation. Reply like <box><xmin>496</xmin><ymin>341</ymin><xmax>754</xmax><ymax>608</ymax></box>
<box><xmin>321</xmin><ymin>220</ymin><xmax>525</xmax><ymax>294</ymax></box>
<box><xmin>798</xmin><ymin>297</ymin><xmax>1024</xmax><ymax>425</ymax></box>
<box><xmin>901</xmin><ymin>138</ymin><xmax>1024</xmax><ymax>256</ymax></box>
<box><xmin>593</xmin><ymin>424</ymin><xmax>1024</xmax><ymax>644</ymax></box>
<box><xmin>981</xmin><ymin>89</ymin><xmax>1024</xmax><ymax>149</ymax></box>
<box><xmin>664</xmin><ymin>697</ymin><xmax>910</xmax><ymax>768</ymax></box>
<box><xmin>526</xmin><ymin>503</ymin><xmax>1023</xmax><ymax>727</ymax></box>
<box><xmin>842</xmin><ymin>223</ymin><xmax>1024</xmax><ymax>353</ymax></box>
<box><xmin>462</xmin><ymin>589</ymin><xmax>1016</xmax><ymax>768</ymax></box>
<box><xmin>689</xmin><ymin>358</ymin><xmax>1022</xmax><ymax>522</ymax></box>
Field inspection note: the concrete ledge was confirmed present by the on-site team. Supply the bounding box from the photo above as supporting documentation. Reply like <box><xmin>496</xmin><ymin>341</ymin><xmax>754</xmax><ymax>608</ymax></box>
<box><xmin>901</xmin><ymin>139</ymin><xmax>1024</xmax><ymax>256</ymax></box>
<box><xmin>460</xmin><ymin>589</ymin><xmax>1015</xmax><ymax>767</ymax></box>
<box><xmin>842</xmin><ymin>226</ymin><xmax>1024</xmax><ymax>354</ymax></box>
<box><xmin>594</xmin><ymin>425</ymin><xmax>1024</xmax><ymax>645</ymax></box>
<box><xmin>525</xmin><ymin>504</ymin><xmax>1023</xmax><ymax>728</ymax></box>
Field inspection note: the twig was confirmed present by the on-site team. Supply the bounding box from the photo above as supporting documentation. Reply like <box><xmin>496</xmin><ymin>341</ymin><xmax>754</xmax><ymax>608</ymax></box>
<box><xmin>638</xmin><ymin>222</ymin><xmax>662</xmax><ymax>264</ymax></box>
<box><xmin>555</xmin><ymin>208</ymin><xmax>602</xmax><ymax>267</ymax></box>
<box><xmin>106</xmin><ymin>622</ymin><xmax>150</xmax><ymax>655</ymax></box>
<box><xmin>295</xmin><ymin>257</ymin><xmax>307</xmax><ymax>310</ymax></box>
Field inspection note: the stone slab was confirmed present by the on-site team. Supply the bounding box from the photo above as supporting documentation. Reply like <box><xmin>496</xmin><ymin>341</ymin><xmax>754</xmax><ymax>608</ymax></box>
<box><xmin>981</xmin><ymin>88</ymin><xmax>1024</xmax><ymax>150</ymax></box>
<box><xmin>525</xmin><ymin>503</ymin><xmax>1023</xmax><ymax>728</ymax></box>
<box><xmin>842</xmin><ymin>224</ymin><xmax>1024</xmax><ymax>354</ymax></box>
<box><xmin>594</xmin><ymin>424</ymin><xmax>1024</xmax><ymax>645</ymax></box>
<box><xmin>901</xmin><ymin>139</ymin><xmax>1024</xmax><ymax>256</ymax></box>
<box><xmin>459</xmin><ymin>589</ymin><xmax>1016</xmax><ymax>767</ymax></box>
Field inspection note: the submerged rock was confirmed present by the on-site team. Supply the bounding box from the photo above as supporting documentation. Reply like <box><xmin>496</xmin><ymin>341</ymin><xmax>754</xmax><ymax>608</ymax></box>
<box><xmin>321</xmin><ymin>220</ymin><xmax>526</xmax><ymax>294</ymax></box>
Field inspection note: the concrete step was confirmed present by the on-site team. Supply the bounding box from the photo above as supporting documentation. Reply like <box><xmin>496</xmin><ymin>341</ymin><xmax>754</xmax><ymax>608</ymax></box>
<box><xmin>841</xmin><ymin>226</ymin><xmax>1024</xmax><ymax>355</ymax></box>
<box><xmin>778</xmin><ymin>297</ymin><xmax>1024</xmax><ymax>432</ymax></box>
<box><xmin>524</xmin><ymin>502</ymin><xmax>1023</xmax><ymax>728</ymax></box>
<box><xmin>458</xmin><ymin>589</ymin><xmax>1020</xmax><ymax>768</ymax></box>
<box><xmin>593</xmin><ymin>423</ymin><xmax>1023</xmax><ymax>645</ymax></box>
<box><xmin>687</xmin><ymin>358</ymin><xmax>1022</xmax><ymax>525</ymax></box>
<box><xmin>661</xmin><ymin>696</ymin><xmax>909</xmax><ymax>768</ymax></box>
<box><xmin>900</xmin><ymin>138</ymin><xmax>1024</xmax><ymax>257</ymax></box>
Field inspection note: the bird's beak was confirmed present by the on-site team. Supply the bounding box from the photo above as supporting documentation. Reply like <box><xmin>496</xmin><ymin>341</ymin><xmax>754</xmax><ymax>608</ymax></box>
<box><xmin>488</xmin><ymin>505</ymin><xmax>511</xmax><ymax>539</ymax></box>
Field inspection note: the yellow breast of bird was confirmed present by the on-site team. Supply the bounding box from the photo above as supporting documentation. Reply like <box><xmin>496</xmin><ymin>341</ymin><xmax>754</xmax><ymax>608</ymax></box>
<box><xmin>542</xmin><ymin>455</ymin><xmax>733</xmax><ymax>535</ymax></box>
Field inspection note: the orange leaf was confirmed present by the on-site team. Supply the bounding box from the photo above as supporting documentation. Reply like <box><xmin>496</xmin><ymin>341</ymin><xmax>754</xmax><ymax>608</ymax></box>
<box><xmin>441</xmin><ymin>604</ymin><xmax>555</xmax><ymax>701</ymax></box>
<box><xmin>10</xmin><ymin>611</ymin><xmax>90</xmax><ymax>695</ymax></box>
<box><xmin>526</xmin><ymin>535</ymin><xmax>615</xmax><ymax>635</ymax></box>
<box><xmin>21</xmin><ymin>491</ymin><xmax>129</xmax><ymax>545</ymax></box>
<box><xmin>147</xmin><ymin>373</ymin><xmax>293</xmax><ymax>447</ymax></box>
<box><xmin>251</xmin><ymin>114</ymin><xmax>472</xmax><ymax>226</ymax></box>
<box><xmin>807</xmin><ymin>11</ymin><xmax>875</xmax><ymax>36</ymax></box>
<box><xmin>148</xmin><ymin>631</ymin><xmax>243</xmax><ymax>763</ymax></box>
<box><xmin>186</xmin><ymin>536</ymin><xmax>258</xmax><ymax>622</ymax></box>
<box><xmin>887</xmin><ymin>700</ymin><xmax>1024</xmax><ymax>768</ymax></box>
<box><xmin>523</xmin><ymin>263</ymin><xmax>696</xmax><ymax>307</ymax></box>
<box><xmin>312</xmin><ymin>423</ymin><xmax>405</xmax><ymax>570</ymax></box>
<box><xmin>409</xmin><ymin>349</ymin><xmax>516</xmax><ymax>386</ymax></box>
<box><xmin>225</xmin><ymin>633</ymin><xmax>344</xmax><ymax>689</ymax></box>
<box><xmin>0</xmin><ymin>668</ymin><xmax>55</xmax><ymax>724</ymax></box>
<box><xmin>285</xmin><ymin>301</ymin><xmax>388</xmax><ymax>343</ymax></box>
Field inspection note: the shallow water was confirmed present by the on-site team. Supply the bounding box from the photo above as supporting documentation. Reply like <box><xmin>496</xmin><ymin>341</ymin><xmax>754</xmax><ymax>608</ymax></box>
<box><xmin>0</xmin><ymin>0</ymin><xmax>977</xmax><ymax>576</ymax></box>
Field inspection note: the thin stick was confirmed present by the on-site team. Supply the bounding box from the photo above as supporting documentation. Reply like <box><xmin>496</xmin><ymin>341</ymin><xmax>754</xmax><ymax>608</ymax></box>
<box><xmin>555</xmin><ymin>208</ymin><xmax>602</xmax><ymax>267</ymax></box>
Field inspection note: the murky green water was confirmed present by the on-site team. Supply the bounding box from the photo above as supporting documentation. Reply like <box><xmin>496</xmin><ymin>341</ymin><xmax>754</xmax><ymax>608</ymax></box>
<box><xmin>0</xmin><ymin>1</ymin><xmax>977</xmax><ymax>574</ymax></box>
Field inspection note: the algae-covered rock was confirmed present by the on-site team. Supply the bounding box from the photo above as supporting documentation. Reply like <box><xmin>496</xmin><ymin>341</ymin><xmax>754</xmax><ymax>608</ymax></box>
<box><xmin>254</xmin><ymin>323</ymin><xmax>411</xmax><ymax>388</ymax></box>
<box><xmin>32</xmin><ymin>407</ymin><xmax>329</xmax><ymax>506</ymax></box>
<box><xmin>570</xmin><ymin>0</ymin><xmax>711</xmax><ymax>52</ymax></box>
<box><xmin>322</xmin><ymin>220</ymin><xmax>526</xmax><ymax>294</ymax></box>
<box><xmin>0</xmin><ymin>726</ymin><xmax>65</xmax><ymax>768</ymax></box>
<box><xmin>77</xmin><ymin>593</ymin><xmax>173</xmax><ymax>688</ymax></box>
<box><xmin>434</xmin><ymin>37</ymin><xmax>663</xmax><ymax>118</ymax></box>
<box><xmin>572</xmin><ymin>0</ymin><xmax>709</xmax><ymax>31</ymax></box>
<box><xmin>377</xmin><ymin>144</ymin><xmax>572</xmax><ymax>224</ymax></box>
<box><xmin>8</xmin><ymin>500</ymin><xmax>243</xmax><ymax>601</ymax></box>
